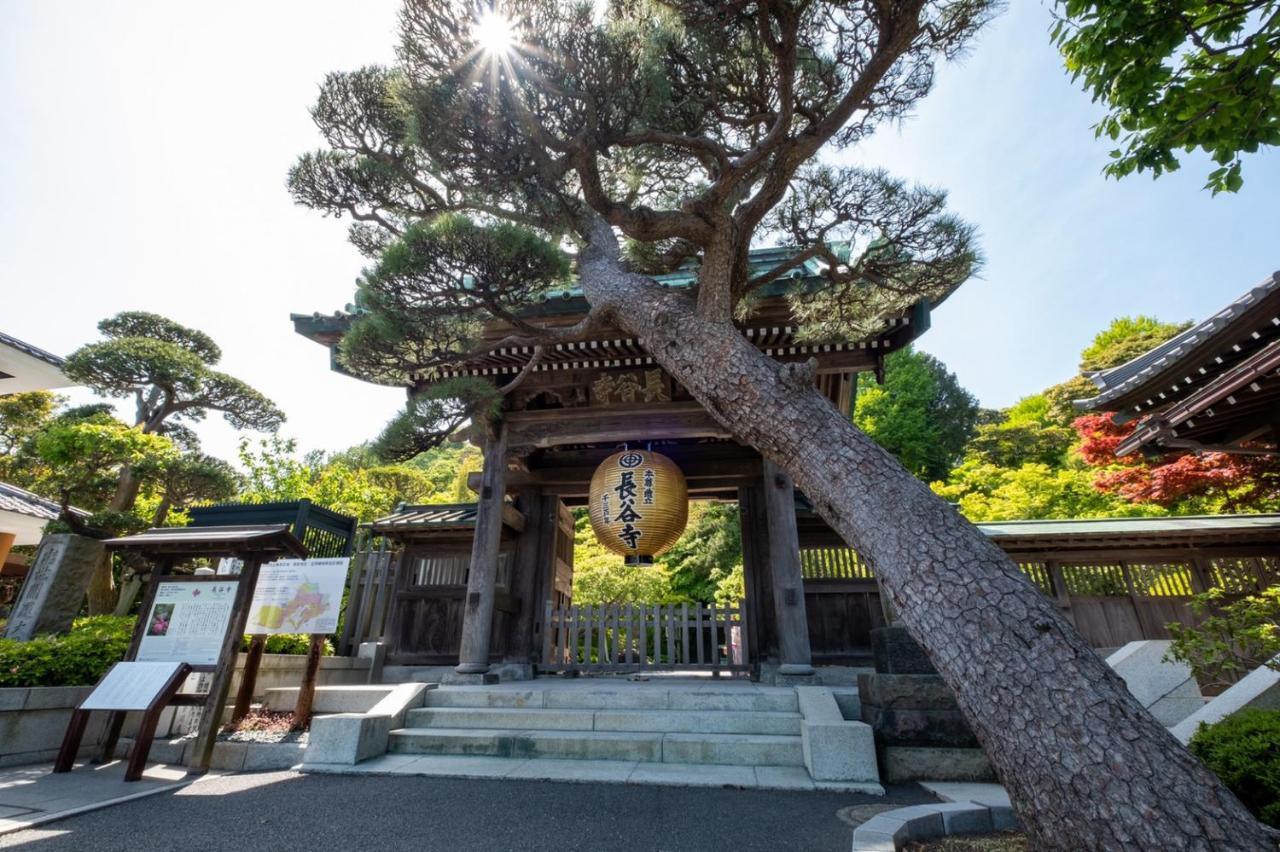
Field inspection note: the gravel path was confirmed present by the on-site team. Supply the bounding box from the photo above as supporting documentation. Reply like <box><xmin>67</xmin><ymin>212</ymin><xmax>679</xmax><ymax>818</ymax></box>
<box><xmin>0</xmin><ymin>770</ymin><xmax>934</xmax><ymax>852</ymax></box>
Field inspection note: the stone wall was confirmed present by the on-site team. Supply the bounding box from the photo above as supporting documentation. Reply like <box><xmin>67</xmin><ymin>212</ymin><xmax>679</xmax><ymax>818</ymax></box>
<box><xmin>0</xmin><ymin>686</ymin><xmax>99</xmax><ymax>767</ymax></box>
<box><xmin>0</xmin><ymin>653</ymin><xmax>372</xmax><ymax>766</ymax></box>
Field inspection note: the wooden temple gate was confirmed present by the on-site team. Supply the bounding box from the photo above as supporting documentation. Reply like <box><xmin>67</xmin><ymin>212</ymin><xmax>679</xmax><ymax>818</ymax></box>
<box><xmin>297</xmin><ymin>248</ymin><xmax>1280</xmax><ymax>680</ymax></box>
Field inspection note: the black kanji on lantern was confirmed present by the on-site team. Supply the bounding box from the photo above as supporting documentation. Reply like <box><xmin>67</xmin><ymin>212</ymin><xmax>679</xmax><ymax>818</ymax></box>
<box><xmin>620</xmin><ymin>524</ymin><xmax>643</xmax><ymax>548</ymax></box>
<box><xmin>614</xmin><ymin>471</ymin><xmax>638</xmax><ymax>503</ymax></box>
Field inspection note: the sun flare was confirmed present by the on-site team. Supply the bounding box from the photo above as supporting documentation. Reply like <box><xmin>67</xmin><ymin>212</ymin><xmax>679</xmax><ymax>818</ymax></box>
<box><xmin>474</xmin><ymin>9</ymin><xmax>515</xmax><ymax>55</ymax></box>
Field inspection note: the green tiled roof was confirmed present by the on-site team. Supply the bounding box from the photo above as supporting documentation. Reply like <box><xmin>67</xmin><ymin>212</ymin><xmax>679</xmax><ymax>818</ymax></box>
<box><xmin>977</xmin><ymin>514</ymin><xmax>1280</xmax><ymax>539</ymax></box>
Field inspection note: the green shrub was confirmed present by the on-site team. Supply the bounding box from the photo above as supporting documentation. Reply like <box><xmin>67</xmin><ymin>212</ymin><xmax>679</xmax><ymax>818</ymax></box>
<box><xmin>1167</xmin><ymin>587</ymin><xmax>1280</xmax><ymax>691</ymax></box>
<box><xmin>240</xmin><ymin>634</ymin><xmax>333</xmax><ymax>656</ymax></box>
<box><xmin>0</xmin><ymin>616</ymin><xmax>134</xmax><ymax>688</ymax></box>
<box><xmin>1189</xmin><ymin>709</ymin><xmax>1280</xmax><ymax>827</ymax></box>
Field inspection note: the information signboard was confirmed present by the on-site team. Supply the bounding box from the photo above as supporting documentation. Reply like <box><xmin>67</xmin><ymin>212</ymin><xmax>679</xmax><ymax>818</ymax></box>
<box><xmin>247</xmin><ymin>558</ymin><xmax>348</xmax><ymax>635</ymax></box>
<box><xmin>80</xmin><ymin>661</ymin><xmax>187</xmax><ymax>711</ymax></box>
<box><xmin>136</xmin><ymin>580</ymin><xmax>238</xmax><ymax>666</ymax></box>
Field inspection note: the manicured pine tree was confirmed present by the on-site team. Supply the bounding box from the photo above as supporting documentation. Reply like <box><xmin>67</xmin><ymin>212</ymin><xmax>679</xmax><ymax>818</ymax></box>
<box><xmin>288</xmin><ymin>2</ymin><xmax>1268</xmax><ymax>846</ymax></box>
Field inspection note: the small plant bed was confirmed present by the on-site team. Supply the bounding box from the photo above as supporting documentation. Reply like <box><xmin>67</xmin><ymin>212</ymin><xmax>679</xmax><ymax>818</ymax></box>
<box><xmin>904</xmin><ymin>834</ymin><xmax>1027</xmax><ymax>852</ymax></box>
<box><xmin>221</xmin><ymin>709</ymin><xmax>309</xmax><ymax>744</ymax></box>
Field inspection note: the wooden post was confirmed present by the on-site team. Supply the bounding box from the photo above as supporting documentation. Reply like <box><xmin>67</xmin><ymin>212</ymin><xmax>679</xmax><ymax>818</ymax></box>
<box><xmin>291</xmin><ymin>634</ymin><xmax>325</xmax><ymax>730</ymax></box>
<box><xmin>190</xmin><ymin>557</ymin><xmax>263</xmax><ymax>773</ymax></box>
<box><xmin>738</xmin><ymin>484</ymin><xmax>775</xmax><ymax>667</ymax></box>
<box><xmin>508</xmin><ymin>488</ymin><xmax>546</xmax><ymax>664</ymax></box>
<box><xmin>456</xmin><ymin>421</ymin><xmax>509</xmax><ymax>675</ymax></box>
<box><xmin>761</xmin><ymin>459</ymin><xmax>814</xmax><ymax>676</ymax></box>
<box><xmin>232</xmin><ymin>635</ymin><xmax>267</xmax><ymax>724</ymax></box>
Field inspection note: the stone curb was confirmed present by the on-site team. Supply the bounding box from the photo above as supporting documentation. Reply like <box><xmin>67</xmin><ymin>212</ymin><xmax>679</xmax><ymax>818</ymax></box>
<box><xmin>850</xmin><ymin>800</ymin><xmax>1018</xmax><ymax>851</ymax></box>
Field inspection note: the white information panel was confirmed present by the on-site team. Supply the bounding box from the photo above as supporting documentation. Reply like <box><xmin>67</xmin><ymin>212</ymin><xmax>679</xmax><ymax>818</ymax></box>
<box><xmin>81</xmin><ymin>661</ymin><xmax>186</xmax><ymax>711</ymax></box>
<box><xmin>136</xmin><ymin>580</ymin><xmax>238</xmax><ymax>665</ymax></box>
<box><xmin>248</xmin><ymin>558</ymin><xmax>349</xmax><ymax>635</ymax></box>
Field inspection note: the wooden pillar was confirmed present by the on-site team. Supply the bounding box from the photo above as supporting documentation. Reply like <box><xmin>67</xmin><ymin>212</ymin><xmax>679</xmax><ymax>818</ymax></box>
<box><xmin>508</xmin><ymin>487</ymin><xmax>550</xmax><ymax>664</ymax></box>
<box><xmin>191</xmin><ymin>556</ymin><xmax>263</xmax><ymax>772</ymax></box>
<box><xmin>738</xmin><ymin>485</ymin><xmax>775</xmax><ymax>665</ymax></box>
<box><xmin>0</xmin><ymin>533</ymin><xmax>14</xmax><ymax>570</ymax></box>
<box><xmin>456</xmin><ymin>422</ymin><xmax>509</xmax><ymax>675</ymax></box>
<box><xmin>761</xmin><ymin>459</ymin><xmax>814</xmax><ymax>676</ymax></box>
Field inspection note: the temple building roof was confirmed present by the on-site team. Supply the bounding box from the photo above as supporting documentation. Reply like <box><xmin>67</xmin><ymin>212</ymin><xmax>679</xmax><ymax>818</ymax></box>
<box><xmin>0</xmin><ymin>481</ymin><xmax>87</xmax><ymax>546</ymax></box>
<box><xmin>291</xmin><ymin>244</ymin><xmax>946</xmax><ymax>386</ymax></box>
<box><xmin>977</xmin><ymin>513</ymin><xmax>1280</xmax><ymax>553</ymax></box>
<box><xmin>1076</xmin><ymin>269</ymin><xmax>1280</xmax><ymax>456</ymax></box>
<box><xmin>369</xmin><ymin>501</ymin><xmax>526</xmax><ymax>535</ymax></box>
<box><xmin>0</xmin><ymin>331</ymin><xmax>72</xmax><ymax>395</ymax></box>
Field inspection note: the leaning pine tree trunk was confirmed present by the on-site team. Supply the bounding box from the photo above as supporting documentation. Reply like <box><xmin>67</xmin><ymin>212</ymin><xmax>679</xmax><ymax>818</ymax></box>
<box><xmin>580</xmin><ymin>248</ymin><xmax>1272</xmax><ymax>850</ymax></box>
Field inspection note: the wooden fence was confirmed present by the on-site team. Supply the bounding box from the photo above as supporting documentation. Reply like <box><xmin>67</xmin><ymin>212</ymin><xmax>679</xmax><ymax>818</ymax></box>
<box><xmin>540</xmin><ymin>601</ymin><xmax>749</xmax><ymax>673</ymax></box>
<box><xmin>337</xmin><ymin>542</ymin><xmax>398</xmax><ymax>656</ymax></box>
<box><xmin>800</xmin><ymin>546</ymin><xmax>1280</xmax><ymax>653</ymax></box>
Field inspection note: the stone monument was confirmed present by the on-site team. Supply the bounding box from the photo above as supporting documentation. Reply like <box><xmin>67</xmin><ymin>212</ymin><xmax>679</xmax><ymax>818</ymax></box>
<box><xmin>858</xmin><ymin>625</ymin><xmax>996</xmax><ymax>783</ymax></box>
<box><xmin>4</xmin><ymin>534</ymin><xmax>104</xmax><ymax>640</ymax></box>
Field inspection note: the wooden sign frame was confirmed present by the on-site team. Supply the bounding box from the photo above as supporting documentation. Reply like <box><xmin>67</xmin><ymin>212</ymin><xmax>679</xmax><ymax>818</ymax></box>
<box><xmin>86</xmin><ymin>558</ymin><xmax>266</xmax><ymax>776</ymax></box>
<box><xmin>54</xmin><ymin>662</ymin><xmax>192</xmax><ymax>782</ymax></box>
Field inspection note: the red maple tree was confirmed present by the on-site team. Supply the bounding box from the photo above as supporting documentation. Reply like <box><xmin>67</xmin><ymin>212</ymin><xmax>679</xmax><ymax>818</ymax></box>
<box><xmin>1074</xmin><ymin>414</ymin><xmax>1280</xmax><ymax>508</ymax></box>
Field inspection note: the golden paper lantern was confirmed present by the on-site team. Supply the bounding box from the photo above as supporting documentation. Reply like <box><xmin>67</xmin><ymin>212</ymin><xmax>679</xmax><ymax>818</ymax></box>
<box><xmin>587</xmin><ymin>449</ymin><xmax>688</xmax><ymax>563</ymax></box>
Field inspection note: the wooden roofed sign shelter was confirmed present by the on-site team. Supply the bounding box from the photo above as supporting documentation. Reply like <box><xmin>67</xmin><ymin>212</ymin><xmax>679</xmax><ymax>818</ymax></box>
<box><xmin>54</xmin><ymin>525</ymin><xmax>306</xmax><ymax>780</ymax></box>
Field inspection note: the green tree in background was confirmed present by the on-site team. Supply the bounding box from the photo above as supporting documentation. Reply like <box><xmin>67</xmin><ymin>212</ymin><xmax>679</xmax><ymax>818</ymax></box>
<box><xmin>63</xmin><ymin>312</ymin><xmax>284</xmax><ymax>611</ymax></box>
<box><xmin>34</xmin><ymin>411</ymin><xmax>178</xmax><ymax>537</ymax></box>
<box><xmin>658</xmin><ymin>503</ymin><xmax>743</xmax><ymax>602</ymax></box>
<box><xmin>0</xmin><ymin>391</ymin><xmax>60</xmax><ymax>488</ymax></box>
<box><xmin>570</xmin><ymin>511</ymin><xmax>681</xmax><ymax>606</ymax></box>
<box><xmin>935</xmin><ymin>315</ymin><xmax>1196</xmax><ymax>520</ymax></box>
<box><xmin>855</xmin><ymin>348</ymin><xmax>978</xmax><ymax>481</ymax></box>
<box><xmin>965</xmin><ymin>395</ymin><xmax>1077</xmax><ymax>469</ymax></box>
<box><xmin>237</xmin><ymin>436</ymin><xmax>478</xmax><ymax>523</ymax></box>
<box><xmin>571</xmin><ymin>503</ymin><xmax>743</xmax><ymax>606</ymax></box>
<box><xmin>147</xmin><ymin>454</ymin><xmax>241</xmax><ymax>526</ymax></box>
<box><xmin>1053</xmin><ymin>1</ymin><xmax>1280</xmax><ymax>193</ymax></box>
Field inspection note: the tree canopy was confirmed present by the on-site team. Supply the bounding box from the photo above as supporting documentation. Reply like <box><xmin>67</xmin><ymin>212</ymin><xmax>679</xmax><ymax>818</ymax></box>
<box><xmin>932</xmin><ymin>313</ymin><xmax>1255</xmax><ymax>520</ymax></box>
<box><xmin>290</xmin><ymin>0</ymin><xmax>992</xmax><ymax>442</ymax></box>
<box><xmin>64</xmin><ymin>311</ymin><xmax>285</xmax><ymax>435</ymax></box>
<box><xmin>854</xmin><ymin>347</ymin><xmax>978</xmax><ymax>481</ymax></box>
<box><xmin>1053</xmin><ymin>0</ymin><xmax>1280</xmax><ymax>193</ymax></box>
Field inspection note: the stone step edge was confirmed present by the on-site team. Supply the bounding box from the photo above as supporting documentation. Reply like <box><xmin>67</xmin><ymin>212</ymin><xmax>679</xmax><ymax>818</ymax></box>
<box><xmin>421</xmin><ymin>689</ymin><xmax>803</xmax><ymax>711</ymax></box>
<box><xmin>298</xmin><ymin>757</ymin><xmax>883</xmax><ymax>795</ymax></box>
<box><xmin>390</xmin><ymin>727</ymin><xmax>801</xmax><ymax>744</ymax></box>
<box><xmin>405</xmin><ymin>707</ymin><xmax>802</xmax><ymax>732</ymax></box>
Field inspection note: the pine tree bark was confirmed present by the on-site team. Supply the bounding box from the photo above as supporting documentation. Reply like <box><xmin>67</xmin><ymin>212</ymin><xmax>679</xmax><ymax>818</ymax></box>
<box><xmin>577</xmin><ymin>240</ymin><xmax>1271</xmax><ymax>850</ymax></box>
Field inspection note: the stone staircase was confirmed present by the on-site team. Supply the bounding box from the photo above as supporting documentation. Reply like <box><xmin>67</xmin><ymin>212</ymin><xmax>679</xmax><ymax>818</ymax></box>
<box><xmin>389</xmin><ymin>685</ymin><xmax>806</xmax><ymax>768</ymax></box>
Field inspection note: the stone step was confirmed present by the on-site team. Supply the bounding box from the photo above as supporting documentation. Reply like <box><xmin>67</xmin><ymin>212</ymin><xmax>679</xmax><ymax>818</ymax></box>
<box><xmin>388</xmin><ymin>727</ymin><xmax>805</xmax><ymax>766</ymax></box>
<box><xmin>422</xmin><ymin>687</ymin><xmax>799</xmax><ymax>713</ymax></box>
<box><xmin>261</xmin><ymin>685</ymin><xmax>397</xmax><ymax>714</ymax></box>
<box><xmin>405</xmin><ymin>706</ymin><xmax>802</xmax><ymax>736</ymax></box>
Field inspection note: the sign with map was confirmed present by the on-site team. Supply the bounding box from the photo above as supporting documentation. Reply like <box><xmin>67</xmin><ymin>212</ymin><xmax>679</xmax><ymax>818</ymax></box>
<box><xmin>248</xmin><ymin>558</ymin><xmax>348</xmax><ymax>635</ymax></box>
<box><xmin>136</xmin><ymin>580</ymin><xmax>238</xmax><ymax>666</ymax></box>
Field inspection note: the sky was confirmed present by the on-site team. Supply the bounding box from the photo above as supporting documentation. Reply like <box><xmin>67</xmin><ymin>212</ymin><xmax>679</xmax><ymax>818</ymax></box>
<box><xmin>2</xmin><ymin>0</ymin><xmax>1277</xmax><ymax>467</ymax></box>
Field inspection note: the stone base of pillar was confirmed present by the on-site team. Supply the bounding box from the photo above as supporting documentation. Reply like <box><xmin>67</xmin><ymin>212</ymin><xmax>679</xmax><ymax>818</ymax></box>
<box><xmin>446</xmin><ymin>671</ymin><xmax>501</xmax><ymax>685</ymax></box>
<box><xmin>778</xmin><ymin>663</ymin><xmax>816</xmax><ymax>676</ymax></box>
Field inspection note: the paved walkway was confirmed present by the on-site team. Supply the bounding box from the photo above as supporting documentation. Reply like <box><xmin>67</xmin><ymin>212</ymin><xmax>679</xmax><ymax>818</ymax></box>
<box><xmin>0</xmin><ymin>762</ymin><xmax>190</xmax><ymax>836</ymax></box>
<box><xmin>0</xmin><ymin>770</ymin><xmax>936</xmax><ymax>852</ymax></box>
<box><xmin>304</xmin><ymin>753</ymin><xmax>882</xmax><ymax>792</ymax></box>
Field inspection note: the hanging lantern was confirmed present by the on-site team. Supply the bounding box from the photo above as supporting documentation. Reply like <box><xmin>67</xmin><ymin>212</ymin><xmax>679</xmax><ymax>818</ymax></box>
<box><xmin>587</xmin><ymin>449</ymin><xmax>688</xmax><ymax>564</ymax></box>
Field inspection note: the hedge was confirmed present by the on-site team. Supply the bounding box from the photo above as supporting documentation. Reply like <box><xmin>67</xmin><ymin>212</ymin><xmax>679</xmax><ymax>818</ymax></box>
<box><xmin>0</xmin><ymin>618</ymin><xmax>333</xmax><ymax>689</ymax></box>
<box><xmin>0</xmin><ymin>616</ymin><xmax>134</xmax><ymax>688</ymax></box>
<box><xmin>1189</xmin><ymin>709</ymin><xmax>1280</xmax><ymax>828</ymax></box>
